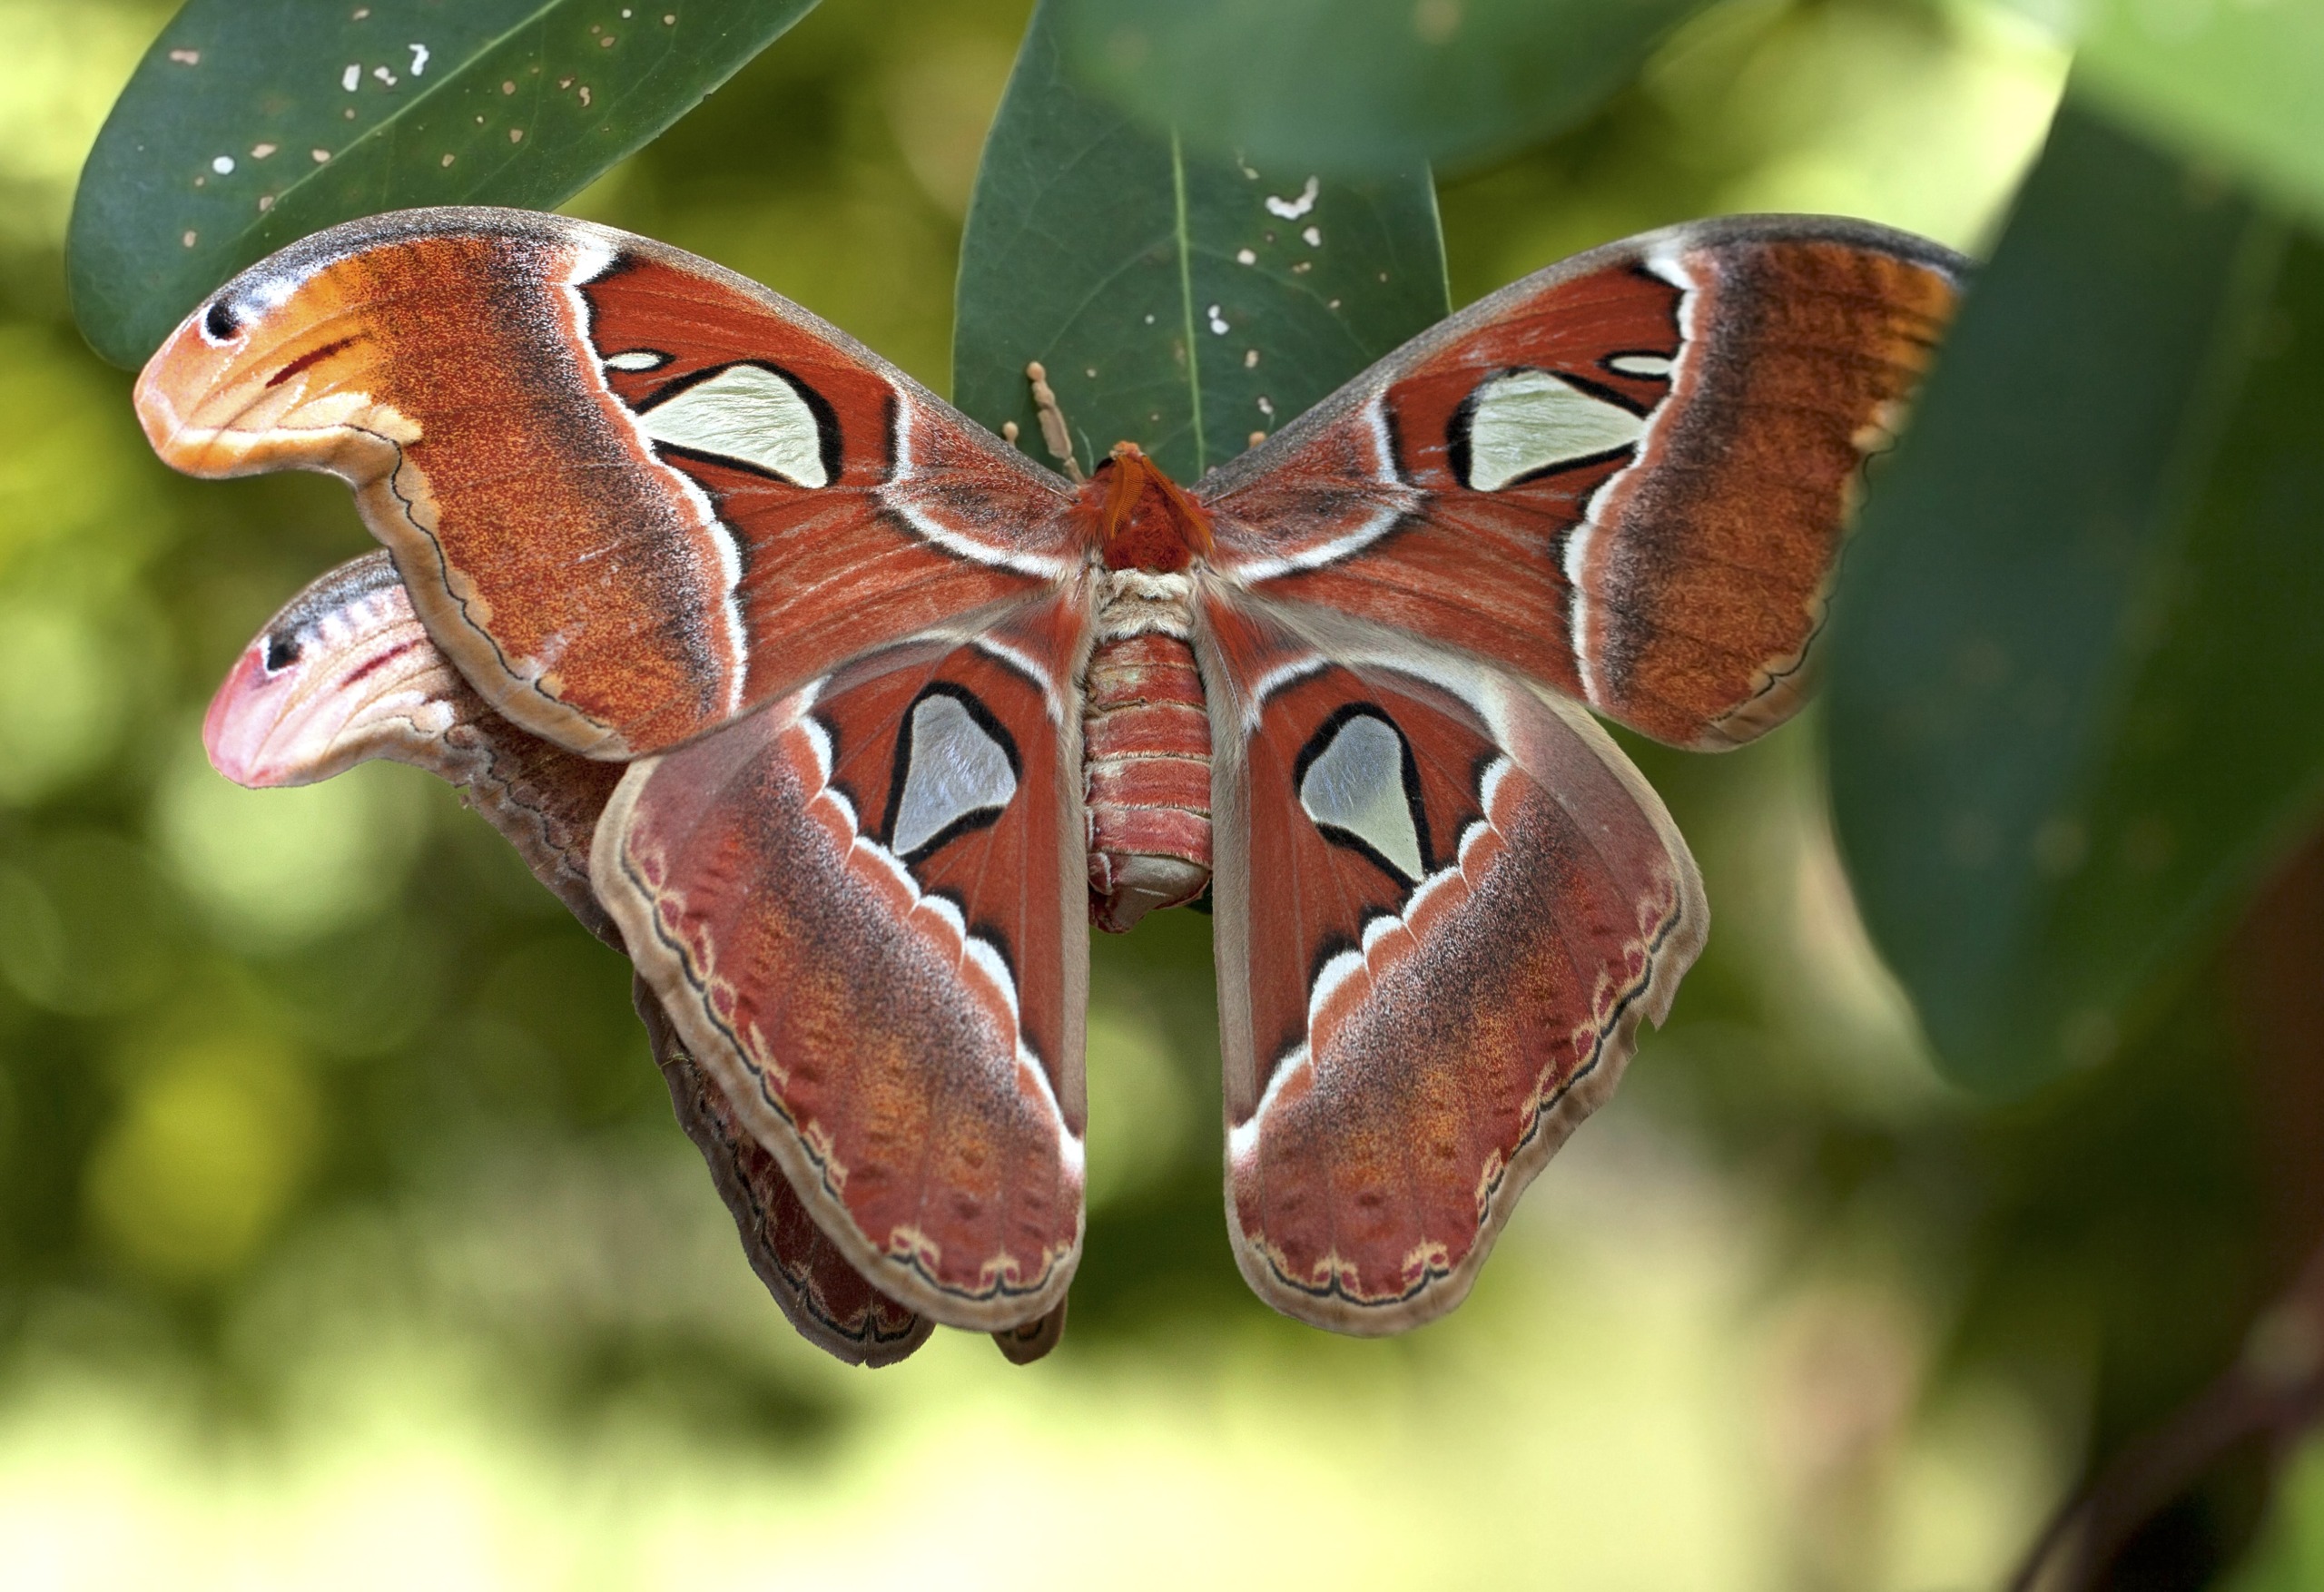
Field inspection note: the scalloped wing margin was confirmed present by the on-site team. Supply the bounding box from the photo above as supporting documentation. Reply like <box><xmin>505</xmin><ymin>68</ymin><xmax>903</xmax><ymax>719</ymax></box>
<box><xmin>1202</xmin><ymin>593</ymin><xmax>1708</xmax><ymax>1332</ymax></box>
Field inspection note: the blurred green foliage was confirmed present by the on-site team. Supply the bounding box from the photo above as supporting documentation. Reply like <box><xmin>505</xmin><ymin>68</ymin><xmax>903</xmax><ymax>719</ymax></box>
<box><xmin>1051</xmin><ymin>0</ymin><xmax>1716</xmax><ymax>175</ymax></box>
<box><xmin>1827</xmin><ymin>100</ymin><xmax>2324</xmax><ymax>1094</ymax></box>
<box><xmin>2072</xmin><ymin>0</ymin><xmax>2324</xmax><ymax>231</ymax></box>
<box><xmin>5</xmin><ymin>0</ymin><xmax>2323</xmax><ymax>1586</ymax></box>
<box><xmin>2233</xmin><ymin>1437</ymin><xmax>2324</xmax><ymax>1592</ymax></box>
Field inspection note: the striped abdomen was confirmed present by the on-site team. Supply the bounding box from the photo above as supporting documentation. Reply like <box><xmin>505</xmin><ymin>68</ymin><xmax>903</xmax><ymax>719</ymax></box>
<box><xmin>1083</xmin><ymin>630</ymin><xmax>1212</xmax><ymax>932</ymax></box>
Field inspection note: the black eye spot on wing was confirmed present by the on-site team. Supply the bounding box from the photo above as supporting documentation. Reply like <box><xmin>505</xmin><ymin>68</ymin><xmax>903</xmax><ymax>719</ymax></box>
<box><xmin>261</xmin><ymin>631</ymin><xmax>301</xmax><ymax>673</ymax></box>
<box><xmin>203</xmin><ymin>299</ymin><xmax>241</xmax><ymax>342</ymax></box>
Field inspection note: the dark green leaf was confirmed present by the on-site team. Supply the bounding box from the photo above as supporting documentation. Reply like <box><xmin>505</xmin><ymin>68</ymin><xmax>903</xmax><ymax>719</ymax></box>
<box><xmin>69</xmin><ymin>0</ymin><xmax>821</xmax><ymax>369</ymax></box>
<box><xmin>1050</xmin><ymin>0</ymin><xmax>1714</xmax><ymax>177</ymax></box>
<box><xmin>952</xmin><ymin>0</ymin><xmax>1448</xmax><ymax>485</ymax></box>
<box><xmin>1826</xmin><ymin>96</ymin><xmax>2324</xmax><ymax>1094</ymax></box>
<box><xmin>2077</xmin><ymin>0</ymin><xmax>2324</xmax><ymax>229</ymax></box>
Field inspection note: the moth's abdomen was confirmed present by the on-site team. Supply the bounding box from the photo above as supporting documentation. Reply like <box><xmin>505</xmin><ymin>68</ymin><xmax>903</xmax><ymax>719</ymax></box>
<box><xmin>1083</xmin><ymin>630</ymin><xmax>1212</xmax><ymax>932</ymax></box>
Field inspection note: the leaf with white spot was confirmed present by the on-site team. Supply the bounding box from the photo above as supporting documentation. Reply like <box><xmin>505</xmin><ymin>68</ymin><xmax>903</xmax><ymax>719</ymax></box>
<box><xmin>953</xmin><ymin>0</ymin><xmax>1447</xmax><ymax>485</ymax></box>
<box><xmin>70</xmin><ymin>0</ymin><xmax>824</xmax><ymax>369</ymax></box>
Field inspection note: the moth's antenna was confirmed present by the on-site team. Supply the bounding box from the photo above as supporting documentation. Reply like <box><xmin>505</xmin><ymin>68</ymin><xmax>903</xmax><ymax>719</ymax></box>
<box><xmin>1025</xmin><ymin>361</ymin><xmax>1086</xmax><ymax>483</ymax></box>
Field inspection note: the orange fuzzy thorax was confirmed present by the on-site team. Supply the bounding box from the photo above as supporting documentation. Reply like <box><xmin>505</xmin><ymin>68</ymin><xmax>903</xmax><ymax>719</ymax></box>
<box><xmin>1078</xmin><ymin>442</ymin><xmax>1216</xmax><ymax>572</ymax></box>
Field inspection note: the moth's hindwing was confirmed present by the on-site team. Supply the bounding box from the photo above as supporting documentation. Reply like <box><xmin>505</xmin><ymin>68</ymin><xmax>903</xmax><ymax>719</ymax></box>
<box><xmin>636</xmin><ymin>978</ymin><xmax>935</xmax><ymax>1366</ymax></box>
<box><xmin>595</xmin><ymin>601</ymin><xmax>1091</xmax><ymax>1332</ymax></box>
<box><xmin>1202</xmin><ymin>594</ymin><xmax>1708</xmax><ymax>1332</ymax></box>
<box><xmin>209</xmin><ymin>554</ymin><xmax>935</xmax><ymax>1366</ymax></box>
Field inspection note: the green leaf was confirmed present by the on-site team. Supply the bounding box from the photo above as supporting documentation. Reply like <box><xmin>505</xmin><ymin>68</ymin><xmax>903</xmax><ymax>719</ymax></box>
<box><xmin>2074</xmin><ymin>0</ymin><xmax>2324</xmax><ymax>229</ymax></box>
<box><xmin>1825</xmin><ymin>95</ymin><xmax>2324</xmax><ymax>1094</ymax></box>
<box><xmin>2226</xmin><ymin>1433</ymin><xmax>2324</xmax><ymax>1592</ymax></box>
<box><xmin>952</xmin><ymin>0</ymin><xmax>1448</xmax><ymax>485</ymax></box>
<box><xmin>1050</xmin><ymin>0</ymin><xmax>1715</xmax><ymax>176</ymax></box>
<box><xmin>68</xmin><ymin>0</ymin><xmax>821</xmax><ymax>369</ymax></box>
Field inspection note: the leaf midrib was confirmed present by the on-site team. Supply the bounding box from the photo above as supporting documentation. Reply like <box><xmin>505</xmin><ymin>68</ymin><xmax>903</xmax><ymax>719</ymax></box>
<box><xmin>1170</xmin><ymin>128</ymin><xmax>1206</xmax><ymax>478</ymax></box>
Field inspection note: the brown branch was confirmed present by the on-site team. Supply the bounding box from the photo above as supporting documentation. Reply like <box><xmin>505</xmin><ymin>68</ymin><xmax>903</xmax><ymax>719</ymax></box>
<box><xmin>2008</xmin><ymin>1240</ymin><xmax>2324</xmax><ymax>1591</ymax></box>
<box><xmin>2011</xmin><ymin>834</ymin><xmax>2324</xmax><ymax>1592</ymax></box>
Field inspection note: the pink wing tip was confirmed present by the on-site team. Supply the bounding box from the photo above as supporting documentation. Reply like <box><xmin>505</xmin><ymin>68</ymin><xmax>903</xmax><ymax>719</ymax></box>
<box><xmin>133</xmin><ymin>312</ymin><xmax>214</xmax><ymax>464</ymax></box>
<box><xmin>202</xmin><ymin>644</ymin><xmax>294</xmax><ymax>788</ymax></box>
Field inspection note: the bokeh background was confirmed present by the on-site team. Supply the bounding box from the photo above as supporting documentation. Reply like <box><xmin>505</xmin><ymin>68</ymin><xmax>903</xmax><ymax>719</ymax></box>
<box><xmin>4</xmin><ymin>0</ymin><xmax>2312</xmax><ymax>1586</ymax></box>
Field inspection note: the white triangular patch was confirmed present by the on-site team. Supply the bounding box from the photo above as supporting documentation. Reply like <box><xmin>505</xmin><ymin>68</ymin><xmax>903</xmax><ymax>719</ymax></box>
<box><xmin>891</xmin><ymin>694</ymin><xmax>1016</xmax><ymax>857</ymax></box>
<box><xmin>1298</xmin><ymin>714</ymin><xmax>1424</xmax><ymax>881</ymax></box>
<box><xmin>637</xmin><ymin>364</ymin><xmax>830</xmax><ymax>488</ymax></box>
<box><xmin>1464</xmin><ymin>369</ymin><xmax>1645</xmax><ymax>491</ymax></box>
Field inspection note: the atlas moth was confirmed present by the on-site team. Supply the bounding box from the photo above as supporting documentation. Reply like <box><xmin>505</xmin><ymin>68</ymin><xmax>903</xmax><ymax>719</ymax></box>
<box><xmin>138</xmin><ymin>206</ymin><xmax>1962</xmax><ymax>1365</ymax></box>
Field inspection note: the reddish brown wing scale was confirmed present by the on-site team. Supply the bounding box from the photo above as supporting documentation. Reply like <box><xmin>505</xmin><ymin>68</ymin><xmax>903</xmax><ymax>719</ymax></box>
<box><xmin>1200</xmin><ymin>217</ymin><xmax>1965</xmax><ymax>750</ymax></box>
<box><xmin>208</xmin><ymin>556</ymin><xmax>946</xmax><ymax>1366</ymax></box>
<box><xmin>146</xmin><ymin>205</ymin><xmax>1970</xmax><ymax>1345</ymax></box>
<box><xmin>1220</xmin><ymin>650</ymin><xmax>1495</xmax><ymax>1079</ymax></box>
<box><xmin>594</xmin><ymin>602</ymin><xmax>1089</xmax><ymax>1332</ymax></box>
<box><xmin>1200</xmin><ymin>595</ymin><xmax>1706</xmax><ymax>1332</ymax></box>
<box><xmin>636</xmin><ymin>979</ymin><xmax>935</xmax><ymax>1366</ymax></box>
<box><xmin>137</xmin><ymin>210</ymin><xmax>1077</xmax><ymax>760</ymax></box>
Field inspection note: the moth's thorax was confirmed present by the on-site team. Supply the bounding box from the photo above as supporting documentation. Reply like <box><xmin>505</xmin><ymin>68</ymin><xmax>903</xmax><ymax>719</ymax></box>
<box><xmin>1090</xmin><ymin>565</ymin><xmax>1196</xmax><ymax>642</ymax></box>
<box><xmin>1081</xmin><ymin>563</ymin><xmax>1212</xmax><ymax>932</ymax></box>
<box><xmin>1076</xmin><ymin>442</ymin><xmax>1215</xmax><ymax>573</ymax></box>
